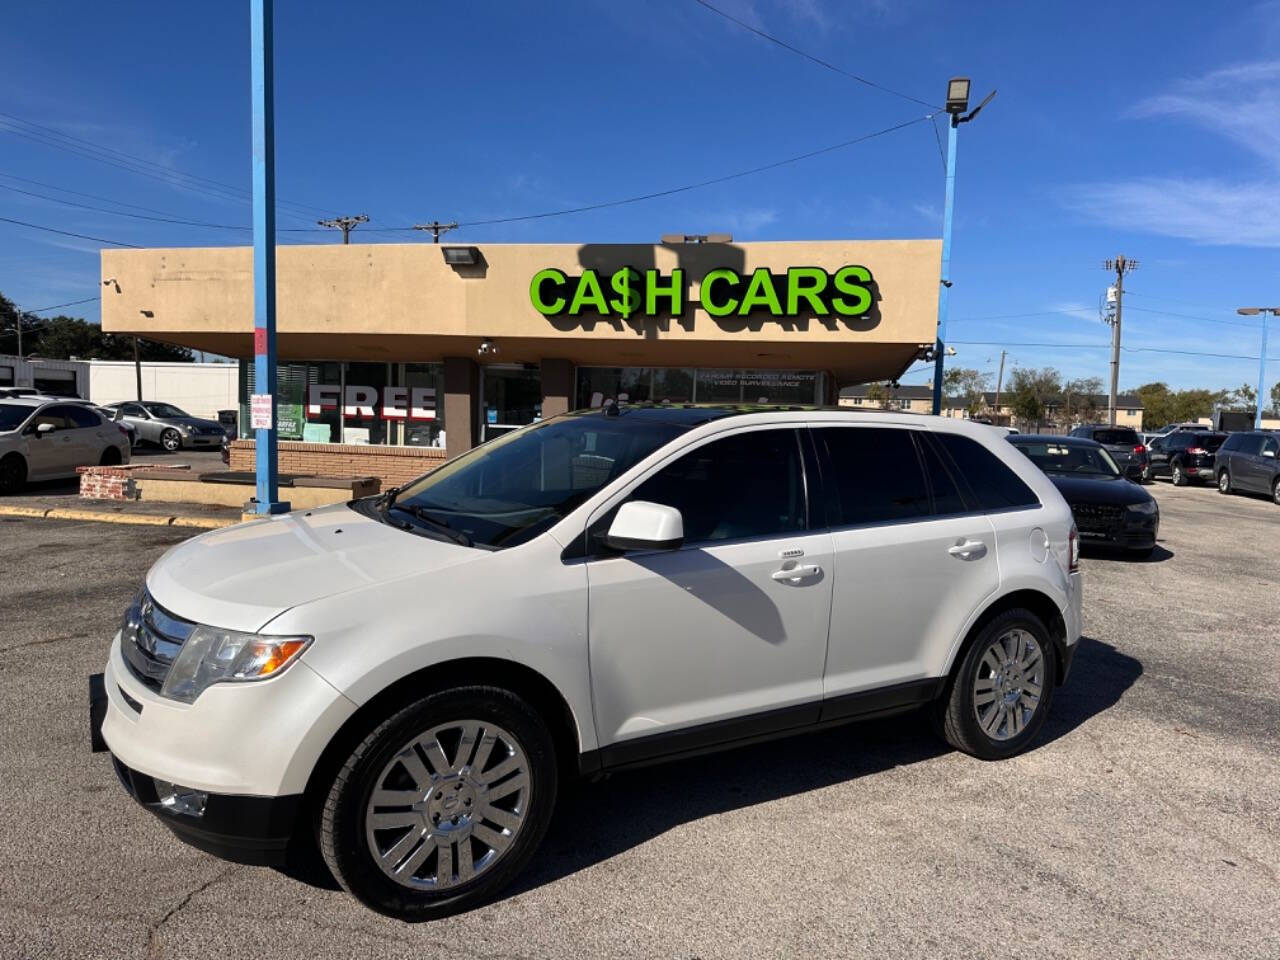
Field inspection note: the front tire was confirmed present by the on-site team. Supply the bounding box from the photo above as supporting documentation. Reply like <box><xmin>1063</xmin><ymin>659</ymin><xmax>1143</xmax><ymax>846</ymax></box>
<box><xmin>1273</xmin><ymin>478</ymin><xmax>1280</xmax><ymax>507</ymax></box>
<box><xmin>319</xmin><ymin>686</ymin><xmax>558</xmax><ymax>921</ymax></box>
<box><xmin>1218</xmin><ymin>469</ymin><xmax>1232</xmax><ymax>495</ymax></box>
<box><xmin>160</xmin><ymin>429</ymin><xmax>182</xmax><ymax>452</ymax></box>
<box><xmin>936</xmin><ymin>608</ymin><xmax>1057</xmax><ymax>760</ymax></box>
<box><xmin>1171</xmin><ymin>461</ymin><xmax>1187</xmax><ymax>486</ymax></box>
<box><xmin>0</xmin><ymin>453</ymin><xmax>26</xmax><ymax>495</ymax></box>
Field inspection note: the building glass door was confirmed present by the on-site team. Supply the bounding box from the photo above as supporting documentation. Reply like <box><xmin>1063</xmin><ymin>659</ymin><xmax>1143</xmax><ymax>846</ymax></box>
<box><xmin>480</xmin><ymin>365</ymin><xmax>542</xmax><ymax>442</ymax></box>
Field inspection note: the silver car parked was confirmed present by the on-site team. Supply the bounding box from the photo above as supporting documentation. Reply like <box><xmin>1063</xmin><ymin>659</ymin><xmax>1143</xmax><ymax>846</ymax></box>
<box><xmin>0</xmin><ymin>398</ymin><xmax>131</xmax><ymax>494</ymax></box>
<box><xmin>102</xmin><ymin>401</ymin><xmax>226</xmax><ymax>452</ymax></box>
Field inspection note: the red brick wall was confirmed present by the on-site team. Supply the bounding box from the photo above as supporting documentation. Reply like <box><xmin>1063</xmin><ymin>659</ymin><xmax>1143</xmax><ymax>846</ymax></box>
<box><xmin>77</xmin><ymin>465</ymin><xmax>142</xmax><ymax>500</ymax></box>
<box><xmin>230</xmin><ymin>440</ymin><xmax>447</xmax><ymax>489</ymax></box>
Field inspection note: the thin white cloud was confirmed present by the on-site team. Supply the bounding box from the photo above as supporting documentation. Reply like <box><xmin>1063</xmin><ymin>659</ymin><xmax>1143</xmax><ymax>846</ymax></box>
<box><xmin>1065</xmin><ymin>57</ymin><xmax>1280</xmax><ymax>247</ymax></box>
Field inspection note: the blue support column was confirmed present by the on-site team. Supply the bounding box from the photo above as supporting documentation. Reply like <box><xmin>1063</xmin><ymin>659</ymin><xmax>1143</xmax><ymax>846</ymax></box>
<box><xmin>931</xmin><ymin>117</ymin><xmax>958</xmax><ymax>416</ymax></box>
<box><xmin>1256</xmin><ymin>310</ymin><xmax>1270</xmax><ymax>430</ymax></box>
<box><xmin>251</xmin><ymin>0</ymin><xmax>288</xmax><ymax>514</ymax></box>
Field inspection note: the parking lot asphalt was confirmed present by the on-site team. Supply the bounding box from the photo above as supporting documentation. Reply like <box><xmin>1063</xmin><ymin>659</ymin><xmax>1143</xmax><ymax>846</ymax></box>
<box><xmin>0</xmin><ymin>482</ymin><xmax>1276</xmax><ymax>960</ymax></box>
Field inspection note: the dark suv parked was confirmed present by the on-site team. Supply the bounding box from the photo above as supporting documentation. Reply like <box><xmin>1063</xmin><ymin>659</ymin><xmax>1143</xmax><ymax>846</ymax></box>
<box><xmin>1216</xmin><ymin>431</ymin><xmax>1280</xmax><ymax>504</ymax></box>
<box><xmin>1067</xmin><ymin>425</ymin><xmax>1149</xmax><ymax>480</ymax></box>
<box><xmin>1146</xmin><ymin>431</ymin><xmax>1226</xmax><ymax>485</ymax></box>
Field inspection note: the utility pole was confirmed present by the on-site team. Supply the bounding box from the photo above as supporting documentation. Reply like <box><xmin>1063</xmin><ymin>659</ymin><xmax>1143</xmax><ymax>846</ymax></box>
<box><xmin>931</xmin><ymin>79</ymin><xmax>996</xmax><ymax>415</ymax></box>
<box><xmin>412</xmin><ymin>221</ymin><xmax>458</xmax><ymax>243</ymax></box>
<box><xmin>317</xmin><ymin>214</ymin><xmax>369</xmax><ymax>244</ymax></box>
<box><xmin>133</xmin><ymin>336</ymin><xmax>143</xmax><ymax>401</ymax></box>
<box><xmin>992</xmin><ymin>349</ymin><xmax>1006</xmax><ymax>424</ymax></box>
<box><xmin>15</xmin><ymin>310</ymin><xmax>21</xmax><ymax>360</ymax></box>
<box><xmin>1103</xmin><ymin>256</ymin><xmax>1138</xmax><ymax>426</ymax></box>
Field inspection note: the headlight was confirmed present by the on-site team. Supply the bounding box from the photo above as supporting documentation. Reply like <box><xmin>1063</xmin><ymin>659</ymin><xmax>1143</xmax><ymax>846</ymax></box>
<box><xmin>160</xmin><ymin>625</ymin><xmax>311</xmax><ymax>704</ymax></box>
<box><xmin>1127</xmin><ymin>499</ymin><xmax>1157</xmax><ymax>514</ymax></box>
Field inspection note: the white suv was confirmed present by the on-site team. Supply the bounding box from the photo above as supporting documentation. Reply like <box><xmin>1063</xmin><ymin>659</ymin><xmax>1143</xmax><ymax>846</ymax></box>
<box><xmin>94</xmin><ymin>407</ymin><xmax>1082</xmax><ymax>920</ymax></box>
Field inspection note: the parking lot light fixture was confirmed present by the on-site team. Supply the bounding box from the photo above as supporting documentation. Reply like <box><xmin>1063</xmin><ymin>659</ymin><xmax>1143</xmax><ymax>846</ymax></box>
<box><xmin>1236</xmin><ymin>307</ymin><xmax>1278</xmax><ymax>429</ymax></box>
<box><xmin>945</xmin><ymin>77</ymin><xmax>970</xmax><ymax>115</ymax></box>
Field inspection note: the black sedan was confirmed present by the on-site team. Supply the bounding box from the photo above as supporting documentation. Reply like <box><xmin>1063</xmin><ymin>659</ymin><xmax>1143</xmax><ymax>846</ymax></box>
<box><xmin>1008</xmin><ymin>434</ymin><xmax>1159</xmax><ymax>557</ymax></box>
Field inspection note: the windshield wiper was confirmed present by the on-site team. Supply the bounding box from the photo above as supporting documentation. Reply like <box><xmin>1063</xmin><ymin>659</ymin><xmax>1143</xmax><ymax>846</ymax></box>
<box><xmin>390</xmin><ymin>504</ymin><xmax>473</xmax><ymax>547</ymax></box>
<box><xmin>376</xmin><ymin>486</ymin><xmax>401</xmax><ymax>516</ymax></box>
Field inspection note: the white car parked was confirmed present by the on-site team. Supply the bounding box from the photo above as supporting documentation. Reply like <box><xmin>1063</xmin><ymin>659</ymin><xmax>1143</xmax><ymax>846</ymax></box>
<box><xmin>94</xmin><ymin>407</ymin><xmax>1082</xmax><ymax>919</ymax></box>
<box><xmin>0</xmin><ymin>398</ymin><xmax>131</xmax><ymax>493</ymax></box>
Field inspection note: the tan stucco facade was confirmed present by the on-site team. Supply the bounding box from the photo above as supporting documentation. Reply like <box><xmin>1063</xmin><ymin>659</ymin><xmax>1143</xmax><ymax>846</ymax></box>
<box><xmin>101</xmin><ymin>239</ymin><xmax>941</xmax><ymax>384</ymax></box>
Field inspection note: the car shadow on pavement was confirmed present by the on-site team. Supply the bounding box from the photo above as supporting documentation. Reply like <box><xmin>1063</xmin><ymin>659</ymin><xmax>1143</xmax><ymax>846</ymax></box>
<box><xmin>510</xmin><ymin>635</ymin><xmax>1141</xmax><ymax>899</ymax></box>
<box><xmin>276</xmin><ymin>637</ymin><xmax>1142</xmax><ymax>904</ymax></box>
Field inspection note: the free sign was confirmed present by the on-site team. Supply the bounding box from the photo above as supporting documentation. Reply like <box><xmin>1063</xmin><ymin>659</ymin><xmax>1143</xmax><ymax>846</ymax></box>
<box><xmin>307</xmin><ymin>384</ymin><xmax>437</xmax><ymax>421</ymax></box>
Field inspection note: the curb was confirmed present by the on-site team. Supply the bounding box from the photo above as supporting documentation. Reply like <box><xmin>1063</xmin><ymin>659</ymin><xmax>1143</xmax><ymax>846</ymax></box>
<box><xmin>0</xmin><ymin>504</ymin><xmax>237</xmax><ymax>530</ymax></box>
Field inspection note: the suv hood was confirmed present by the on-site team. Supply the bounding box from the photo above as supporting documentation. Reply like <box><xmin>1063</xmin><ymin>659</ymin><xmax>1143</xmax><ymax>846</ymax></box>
<box><xmin>145</xmin><ymin>502</ymin><xmax>479</xmax><ymax>632</ymax></box>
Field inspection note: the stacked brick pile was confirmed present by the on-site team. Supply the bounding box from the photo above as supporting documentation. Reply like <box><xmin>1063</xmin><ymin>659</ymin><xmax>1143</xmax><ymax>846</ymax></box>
<box><xmin>76</xmin><ymin>465</ymin><xmax>150</xmax><ymax>500</ymax></box>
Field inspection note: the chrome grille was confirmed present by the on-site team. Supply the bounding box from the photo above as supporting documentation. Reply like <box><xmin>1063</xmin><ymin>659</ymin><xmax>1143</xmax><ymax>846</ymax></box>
<box><xmin>121</xmin><ymin>591</ymin><xmax>195</xmax><ymax>691</ymax></box>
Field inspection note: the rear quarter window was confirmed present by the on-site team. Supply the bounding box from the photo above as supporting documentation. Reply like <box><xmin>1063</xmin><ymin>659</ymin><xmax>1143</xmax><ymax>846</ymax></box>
<box><xmin>935</xmin><ymin>432</ymin><xmax>1040</xmax><ymax>511</ymax></box>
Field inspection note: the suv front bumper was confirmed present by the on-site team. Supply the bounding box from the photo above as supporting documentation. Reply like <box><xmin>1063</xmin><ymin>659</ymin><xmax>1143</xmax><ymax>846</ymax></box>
<box><xmin>109</xmin><ymin>754</ymin><xmax>300</xmax><ymax>865</ymax></box>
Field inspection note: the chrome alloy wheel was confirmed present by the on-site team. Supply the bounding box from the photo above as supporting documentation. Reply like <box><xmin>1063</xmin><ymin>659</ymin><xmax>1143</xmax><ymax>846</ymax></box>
<box><xmin>364</xmin><ymin>720</ymin><xmax>530</xmax><ymax>891</ymax></box>
<box><xmin>972</xmin><ymin>629</ymin><xmax>1045</xmax><ymax>742</ymax></box>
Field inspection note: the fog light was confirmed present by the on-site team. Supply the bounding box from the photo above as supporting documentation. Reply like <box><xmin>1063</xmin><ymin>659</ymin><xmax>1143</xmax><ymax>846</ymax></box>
<box><xmin>153</xmin><ymin>779</ymin><xmax>208</xmax><ymax>818</ymax></box>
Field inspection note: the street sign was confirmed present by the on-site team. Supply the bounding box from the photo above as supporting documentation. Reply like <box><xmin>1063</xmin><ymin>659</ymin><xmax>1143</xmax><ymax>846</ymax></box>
<box><xmin>250</xmin><ymin>393</ymin><xmax>274</xmax><ymax>430</ymax></box>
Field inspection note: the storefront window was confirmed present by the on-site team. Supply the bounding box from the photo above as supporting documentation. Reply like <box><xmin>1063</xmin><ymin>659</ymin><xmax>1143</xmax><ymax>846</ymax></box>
<box><xmin>240</xmin><ymin>360</ymin><xmax>445</xmax><ymax>447</ymax></box>
<box><xmin>576</xmin><ymin>367</ymin><xmax>823</xmax><ymax>408</ymax></box>
<box><xmin>482</xmin><ymin>366</ymin><xmax>542</xmax><ymax>442</ymax></box>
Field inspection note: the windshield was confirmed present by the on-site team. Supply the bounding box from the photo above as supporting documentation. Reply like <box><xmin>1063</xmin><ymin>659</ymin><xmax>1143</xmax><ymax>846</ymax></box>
<box><xmin>0</xmin><ymin>403</ymin><xmax>34</xmax><ymax>432</ymax></box>
<box><xmin>385</xmin><ymin>413</ymin><xmax>689</xmax><ymax>549</ymax></box>
<box><xmin>142</xmin><ymin>402</ymin><xmax>190</xmax><ymax>418</ymax></box>
<box><xmin>1011</xmin><ymin>440</ymin><xmax>1121</xmax><ymax>477</ymax></box>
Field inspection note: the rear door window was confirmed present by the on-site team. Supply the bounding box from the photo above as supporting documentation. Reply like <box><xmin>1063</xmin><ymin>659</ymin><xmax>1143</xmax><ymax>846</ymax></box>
<box><xmin>935</xmin><ymin>432</ymin><xmax>1040</xmax><ymax>511</ymax></box>
<box><xmin>817</xmin><ymin>427</ymin><xmax>930</xmax><ymax>526</ymax></box>
<box><xmin>1093</xmin><ymin>429</ymin><xmax>1138</xmax><ymax>445</ymax></box>
<box><xmin>1237</xmin><ymin>435</ymin><xmax>1264</xmax><ymax>456</ymax></box>
<box><xmin>65</xmin><ymin>406</ymin><xmax>102</xmax><ymax>429</ymax></box>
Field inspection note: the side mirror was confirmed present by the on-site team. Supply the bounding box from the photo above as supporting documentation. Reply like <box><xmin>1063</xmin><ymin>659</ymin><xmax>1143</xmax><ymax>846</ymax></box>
<box><xmin>35</xmin><ymin>422</ymin><xmax>55</xmax><ymax>437</ymax></box>
<box><xmin>1264</xmin><ymin>449</ymin><xmax>1276</xmax><ymax>459</ymax></box>
<box><xmin>605</xmin><ymin>500</ymin><xmax>684</xmax><ymax>552</ymax></box>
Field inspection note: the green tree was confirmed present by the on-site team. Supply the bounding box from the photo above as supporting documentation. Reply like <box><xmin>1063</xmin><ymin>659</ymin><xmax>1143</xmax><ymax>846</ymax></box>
<box><xmin>1134</xmin><ymin>382</ymin><xmax>1174</xmax><ymax>430</ymax></box>
<box><xmin>0</xmin><ymin>293</ymin><xmax>192</xmax><ymax>361</ymax></box>
<box><xmin>1062</xmin><ymin>376</ymin><xmax>1103</xmax><ymax>424</ymax></box>
<box><xmin>943</xmin><ymin>367</ymin><xmax>991</xmax><ymax>417</ymax></box>
<box><xmin>1271</xmin><ymin>380</ymin><xmax>1280</xmax><ymax>416</ymax></box>
<box><xmin>866</xmin><ymin>382</ymin><xmax>891</xmax><ymax>409</ymax></box>
<box><xmin>1008</xmin><ymin>366</ymin><xmax>1061</xmax><ymax>430</ymax></box>
<box><xmin>1228</xmin><ymin>383</ymin><xmax>1256</xmax><ymax>409</ymax></box>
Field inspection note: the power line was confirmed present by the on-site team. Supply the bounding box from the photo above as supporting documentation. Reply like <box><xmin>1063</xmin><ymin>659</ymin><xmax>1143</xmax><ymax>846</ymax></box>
<box><xmin>454</xmin><ymin>115</ymin><xmax>932</xmax><ymax>228</ymax></box>
<box><xmin>0</xmin><ymin>215</ymin><xmax>141</xmax><ymax>247</ymax></box>
<box><xmin>950</xmin><ymin>339</ymin><xmax>1280</xmax><ymax>361</ymax></box>
<box><xmin>1124</xmin><ymin>304</ymin><xmax>1262</xmax><ymax>329</ymax></box>
<box><xmin>1126</xmin><ymin>290</ymin><xmax>1260</xmax><ymax>317</ymax></box>
<box><xmin>0</xmin><ymin>110</ymin><xmax>329</xmax><ymax>226</ymax></box>
<box><xmin>0</xmin><ymin>182</ymin><xmax>251</xmax><ymax>231</ymax></box>
<box><xmin>28</xmin><ymin>296</ymin><xmax>100</xmax><ymax>313</ymax></box>
<box><xmin>689</xmin><ymin>0</ymin><xmax>939</xmax><ymax>109</ymax></box>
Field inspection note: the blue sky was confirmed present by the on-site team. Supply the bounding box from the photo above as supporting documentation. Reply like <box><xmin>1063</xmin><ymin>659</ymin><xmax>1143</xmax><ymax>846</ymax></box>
<box><xmin>2</xmin><ymin>0</ymin><xmax>1278</xmax><ymax>393</ymax></box>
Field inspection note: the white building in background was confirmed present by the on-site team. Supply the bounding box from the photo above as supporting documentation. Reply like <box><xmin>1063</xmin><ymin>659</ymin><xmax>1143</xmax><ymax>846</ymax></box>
<box><xmin>0</xmin><ymin>354</ymin><xmax>237</xmax><ymax>419</ymax></box>
<box><xmin>86</xmin><ymin>360</ymin><xmax>237</xmax><ymax>418</ymax></box>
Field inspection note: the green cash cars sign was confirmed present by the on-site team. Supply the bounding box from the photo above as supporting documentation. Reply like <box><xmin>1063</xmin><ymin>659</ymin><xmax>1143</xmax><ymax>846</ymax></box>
<box><xmin>529</xmin><ymin>265</ymin><xmax>874</xmax><ymax>320</ymax></box>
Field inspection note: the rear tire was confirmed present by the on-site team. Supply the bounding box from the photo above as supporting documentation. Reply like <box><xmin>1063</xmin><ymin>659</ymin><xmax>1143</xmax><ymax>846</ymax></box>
<box><xmin>936</xmin><ymin>607</ymin><xmax>1057</xmax><ymax>761</ymax></box>
<box><xmin>1218</xmin><ymin>470</ymin><xmax>1232</xmax><ymax>494</ymax></box>
<box><xmin>100</xmin><ymin>446</ymin><xmax>122</xmax><ymax>466</ymax></box>
<box><xmin>319</xmin><ymin>686</ymin><xmax>558</xmax><ymax>921</ymax></box>
<box><xmin>1171</xmin><ymin>462</ymin><xmax>1187</xmax><ymax>486</ymax></box>
<box><xmin>1273</xmin><ymin>478</ymin><xmax>1280</xmax><ymax>507</ymax></box>
<box><xmin>0</xmin><ymin>453</ymin><xmax>26</xmax><ymax>495</ymax></box>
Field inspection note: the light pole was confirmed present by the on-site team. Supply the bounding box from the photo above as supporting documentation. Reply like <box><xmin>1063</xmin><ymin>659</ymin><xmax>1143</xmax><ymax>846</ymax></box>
<box><xmin>1237</xmin><ymin>306</ymin><xmax>1278</xmax><ymax>429</ymax></box>
<box><xmin>931</xmin><ymin>78</ymin><xmax>996</xmax><ymax>415</ymax></box>
<box><xmin>250</xmin><ymin>0</ymin><xmax>288</xmax><ymax>515</ymax></box>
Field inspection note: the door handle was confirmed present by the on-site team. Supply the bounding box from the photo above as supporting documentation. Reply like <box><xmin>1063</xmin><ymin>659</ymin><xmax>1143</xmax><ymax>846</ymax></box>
<box><xmin>772</xmin><ymin>564</ymin><xmax>821</xmax><ymax>581</ymax></box>
<box><xmin>947</xmin><ymin>540</ymin><xmax>988</xmax><ymax>560</ymax></box>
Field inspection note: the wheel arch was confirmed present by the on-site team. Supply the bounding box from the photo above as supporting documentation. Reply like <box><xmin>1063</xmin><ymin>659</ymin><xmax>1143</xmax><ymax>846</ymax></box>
<box><xmin>300</xmin><ymin>656</ymin><xmax>582</xmax><ymax>814</ymax></box>
<box><xmin>945</xmin><ymin>589</ymin><xmax>1069</xmax><ymax>689</ymax></box>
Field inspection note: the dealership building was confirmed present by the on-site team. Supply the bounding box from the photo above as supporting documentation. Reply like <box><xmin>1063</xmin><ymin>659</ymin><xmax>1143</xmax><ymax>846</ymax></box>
<box><xmin>101</xmin><ymin>239</ymin><xmax>941</xmax><ymax>484</ymax></box>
